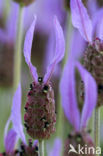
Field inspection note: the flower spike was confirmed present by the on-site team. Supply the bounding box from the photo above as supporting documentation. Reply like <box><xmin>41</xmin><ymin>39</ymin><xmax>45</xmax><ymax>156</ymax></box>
<box><xmin>76</xmin><ymin>62</ymin><xmax>97</xmax><ymax>129</ymax></box>
<box><xmin>44</xmin><ymin>16</ymin><xmax>65</xmax><ymax>84</ymax></box>
<box><xmin>70</xmin><ymin>0</ymin><xmax>93</xmax><ymax>42</ymax></box>
<box><xmin>11</xmin><ymin>83</ymin><xmax>26</xmax><ymax>144</ymax></box>
<box><xmin>24</xmin><ymin>15</ymin><xmax>38</xmax><ymax>82</ymax></box>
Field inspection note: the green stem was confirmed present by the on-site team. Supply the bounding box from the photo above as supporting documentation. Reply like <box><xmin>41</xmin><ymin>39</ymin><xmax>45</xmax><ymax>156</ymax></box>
<box><xmin>39</xmin><ymin>140</ymin><xmax>45</xmax><ymax>156</ymax></box>
<box><xmin>63</xmin><ymin>14</ymin><xmax>72</xmax><ymax>65</ymax></box>
<box><xmin>13</xmin><ymin>5</ymin><xmax>24</xmax><ymax>90</ymax></box>
<box><xmin>93</xmin><ymin>107</ymin><xmax>100</xmax><ymax>156</ymax></box>
<box><xmin>3</xmin><ymin>0</ymin><xmax>11</xmax><ymax>22</ymax></box>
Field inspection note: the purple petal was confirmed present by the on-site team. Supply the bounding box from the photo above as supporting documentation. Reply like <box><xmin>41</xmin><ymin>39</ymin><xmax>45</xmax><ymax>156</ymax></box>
<box><xmin>94</xmin><ymin>9</ymin><xmax>103</xmax><ymax>40</ymax></box>
<box><xmin>60</xmin><ymin>59</ymin><xmax>80</xmax><ymax>131</ymax></box>
<box><xmin>48</xmin><ymin>138</ymin><xmax>62</xmax><ymax>156</ymax></box>
<box><xmin>70</xmin><ymin>0</ymin><xmax>93</xmax><ymax>42</ymax></box>
<box><xmin>11</xmin><ymin>84</ymin><xmax>26</xmax><ymax>144</ymax></box>
<box><xmin>24</xmin><ymin>15</ymin><xmax>38</xmax><ymax>82</ymax></box>
<box><xmin>76</xmin><ymin>62</ymin><xmax>97</xmax><ymax>129</ymax></box>
<box><xmin>69</xmin><ymin>29</ymin><xmax>86</xmax><ymax>60</ymax></box>
<box><xmin>98</xmin><ymin>19</ymin><xmax>103</xmax><ymax>40</ymax></box>
<box><xmin>43</xmin><ymin>16</ymin><xmax>65</xmax><ymax>84</ymax></box>
<box><xmin>92</xmin><ymin>8</ymin><xmax>103</xmax><ymax>39</ymax></box>
<box><xmin>87</xmin><ymin>0</ymin><xmax>98</xmax><ymax>17</ymax></box>
<box><xmin>4</xmin><ymin>129</ymin><xmax>17</xmax><ymax>154</ymax></box>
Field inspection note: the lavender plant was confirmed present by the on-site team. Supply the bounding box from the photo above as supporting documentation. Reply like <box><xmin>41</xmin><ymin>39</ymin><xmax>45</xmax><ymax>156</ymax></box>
<box><xmin>70</xmin><ymin>0</ymin><xmax>103</xmax><ymax>107</ymax></box>
<box><xmin>1</xmin><ymin>0</ymin><xmax>103</xmax><ymax>155</ymax></box>
<box><xmin>23</xmin><ymin>15</ymin><xmax>65</xmax><ymax>140</ymax></box>
<box><xmin>60</xmin><ymin>54</ymin><xmax>97</xmax><ymax>155</ymax></box>
<box><xmin>70</xmin><ymin>0</ymin><xmax>103</xmax><ymax>150</ymax></box>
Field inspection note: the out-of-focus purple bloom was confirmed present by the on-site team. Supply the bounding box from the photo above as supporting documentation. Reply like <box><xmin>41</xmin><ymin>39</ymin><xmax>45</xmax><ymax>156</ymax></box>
<box><xmin>4</xmin><ymin>129</ymin><xmax>17</xmax><ymax>154</ymax></box>
<box><xmin>70</xmin><ymin>0</ymin><xmax>93</xmax><ymax>42</ymax></box>
<box><xmin>69</xmin><ymin>29</ymin><xmax>86</xmax><ymax>59</ymax></box>
<box><xmin>92</xmin><ymin>8</ymin><xmax>103</xmax><ymax>39</ymax></box>
<box><xmin>0</xmin><ymin>117</ymin><xmax>17</xmax><ymax>155</ymax></box>
<box><xmin>24</xmin><ymin>16</ymin><xmax>65</xmax><ymax>84</ymax></box>
<box><xmin>0</xmin><ymin>84</ymin><xmax>38</xmax><ymax>155</ymax></box>
<box><xmin>24</xmin><ymin>0</ymin><xmax>66</xmax><ymax>33</ymax></box>
<box><xmin>87</xmin><ymin>0</ymin><xmax>98</xmax><ymax>17</ymax></box>
<box><xmin>60</xmin><ymin>31</ymin><xmax>97</xmax><ymax>131</ymax></box>
<box><xmin>70</xmin><ymin>0</ymin><xmax>103</xmax><ymax>42</ymax></box>
<box><xmin>48</xmin><ymin>138</ymin><xmax>62</xmax><ymax>156</ymax></box>
<box><xmin>0</xmin><ymin>2</ymin><xmax>18</xmax><ymax>44</ymax></box>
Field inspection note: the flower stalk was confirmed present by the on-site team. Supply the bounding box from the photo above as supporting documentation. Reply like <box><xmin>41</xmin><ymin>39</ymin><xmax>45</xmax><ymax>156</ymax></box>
<box><xmin>39</xmin><ymin>140</ymin><xmax>45</xmax><ymax>156</ymax></box>
<box><xmin>13</xmin><ymin>4</ymin><xmax>24</xmax><ymax>90</ymax></box>
<box><xmin>93</xmin><ymin>107</ymin><xmax>100</xmax><ymax>156</ymax></box>
<box><xmin>3</xmin><ymin>0</ymin><xmax>11</xmax><ymax>22</ymax></box>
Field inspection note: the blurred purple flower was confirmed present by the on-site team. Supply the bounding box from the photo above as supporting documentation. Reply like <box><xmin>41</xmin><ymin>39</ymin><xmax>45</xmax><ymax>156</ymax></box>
<box><xmin>87</xmin><ymin>0</ymin><xmax>98</xmax><ymax>17</ymax></box>
<box><xmin>24</xmin><ymin>0</ymin><xmax>66</xmax><ymax>33</ymax></box>
<box><xmin>70</xmin><ymin>0</ymin><xmax>103</xmax><ymax>42</ymax></box>
<box><xmin>4</xmin><ymin>129</ymin><xmax>17</xmax><ymax>155</ymax></box>
<box><xmin>48</xmin><ymin>138</ymin><xmax>62</xmax><ymax>156</ymax></box>
<box><xmin>24</xmin><ymin>15</ymin><xmax>65</xmax><ymax>84</ymax></box>
<box><xmin>60</xmin><ymin>31</ymin><xmax>97</xmax><ymax>131</ymax></box>
<box><xmin>0</xmin><ymin>1</ymin><xmax>18</xmax><ymax>44</ymax></box>
<box><xmin>0</xmin><ymin>84</ymin><xmax>38</xmax><ymax>155</ymax></box>
<box><xmin>0</xmin><ymin>117</ymin><xmax>17</xmax><ymax>155</ymax></box>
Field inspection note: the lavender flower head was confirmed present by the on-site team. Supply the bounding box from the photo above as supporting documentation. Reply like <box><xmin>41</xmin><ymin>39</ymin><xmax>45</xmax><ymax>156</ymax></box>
<box><xmin>23</xmin><ymin>16</ymin><xmax>65</xmax><ymax>139</ymax></box>
<box><xmin>70</xmin><ymin>0</ymin><xmax>103</xmax><ymax>106</ymax></box>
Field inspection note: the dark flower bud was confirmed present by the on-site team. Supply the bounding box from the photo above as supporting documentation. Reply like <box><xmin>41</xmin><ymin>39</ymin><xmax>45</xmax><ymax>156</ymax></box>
<box><xmin>80</xmin><ymin>38</ymin><xmax>103</xmax><ymax>107</ymax></box>
<box><xmin>64</xmin><ymin>131</ymin><xmax>95</xmax><ymax>156</ymax></box>
<box><xmin>24</xmin><ymin>80</ymin><xmax>56</xmax><ymax>139</ymax></box>
<box><xmin>13</xmin><ymin>0</ymin><xmax>35</xmax><ymax>6</ymax></box>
